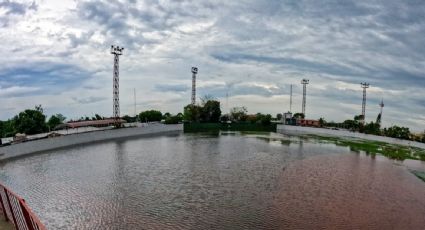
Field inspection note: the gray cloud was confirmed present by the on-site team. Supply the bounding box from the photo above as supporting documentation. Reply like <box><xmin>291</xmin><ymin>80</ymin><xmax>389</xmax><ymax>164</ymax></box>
<box><xmin>0</xmin><ymin>0</ymin><xmax>37</xmax><ymax>27</ymax></box>
<box><xmin>72</xmin><ymin>96</ymin><xmax>107</xmax><ymax>104</ymax></box>
<box><xmin>154</xmin><ymin>83</ymin><xmax>189</xmax><ymax>93</ymax></box>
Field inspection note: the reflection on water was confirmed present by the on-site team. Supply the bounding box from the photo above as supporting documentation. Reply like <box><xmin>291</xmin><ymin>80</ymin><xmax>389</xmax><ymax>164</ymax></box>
<box><xmin>0</xmin><ymin>132</ymin><xmax>424</xmax><ymax>229</ymax></box>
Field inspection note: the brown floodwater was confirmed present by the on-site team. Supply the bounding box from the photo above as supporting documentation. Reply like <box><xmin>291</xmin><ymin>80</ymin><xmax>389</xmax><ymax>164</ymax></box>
<box><xmin>0</xmin><ymin>132</ymin><xmax>424</xmax><ymax>229</ymax></box>
<box><xmin>270</xmin><ymin>154</ymin><xmax>425</xmax><ymax>229</ymax></box>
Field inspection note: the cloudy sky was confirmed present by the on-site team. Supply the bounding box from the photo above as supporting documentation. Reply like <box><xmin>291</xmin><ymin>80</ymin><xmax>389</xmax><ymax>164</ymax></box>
<box><xmin>1</xmin><ymin>0</ymin><xmax>424</xmax><ymax>131</ymax></box>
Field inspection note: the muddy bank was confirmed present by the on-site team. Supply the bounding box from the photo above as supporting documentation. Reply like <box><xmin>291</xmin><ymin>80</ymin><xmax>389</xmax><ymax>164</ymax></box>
<box><xmin>271</xmin><ymin>154</ymin><xmax>425</xmax><ymax>229</ymax></box>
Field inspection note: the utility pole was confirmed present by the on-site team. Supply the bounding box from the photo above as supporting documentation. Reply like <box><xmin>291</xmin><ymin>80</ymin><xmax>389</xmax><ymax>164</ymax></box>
<box><xmin>191</xmin><ymin>67</ymin><xmax>198</xmax><ymax>105</ymax></box>
<box><xmin>301</xmin><ymin>79</ymin><xmax>309</xmax><ymax>117</ymax></box>
<box><xmin>111</xmin><ymin>45</ymin><xmax>124</xmax><ymax>126</ymax></box>
<box><xmin>360</xmin><ymin>82</ymin><xmax>370</xmax><ymax>125</ymax></box>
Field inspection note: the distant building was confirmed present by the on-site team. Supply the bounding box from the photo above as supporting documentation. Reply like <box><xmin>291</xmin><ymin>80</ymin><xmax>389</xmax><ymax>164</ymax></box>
<box><xmin>55</xmin><ymin>119</ymin><xmax>126</xmax><ymax>130</ymax></box>
<box><xmin>283</xmin><ymin>112</ymin><xmax>296</xmax><ymax>125</ymax></box>
<box><xmin>297</xmin><ymin>119</ymin><xmax>320</xmax><ymax>127</ymax></box>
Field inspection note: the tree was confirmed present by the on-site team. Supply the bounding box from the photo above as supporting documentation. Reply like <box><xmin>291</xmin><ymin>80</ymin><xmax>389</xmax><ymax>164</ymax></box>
<box><xmin>422</xmin><ymin>131</ymin><xmax>425</xmax><ymax>143</ymax></box>
<box><xmin>354</xmin><ymin>115</ymin><xmax>363</xmax><ymax>121</ymax></box>
<box><xmin>363</xmin><ymin>122</ymin><xmax>380</xmax><ymax>135</ymax></box>
<box><xmin>0</xmin><ymin>120</ymin><xmax>15</xmax><ymax>137</ymax></box>
<box><xmin>383</xmin><ymin>126</ymin><xmax>411</xmax><ymax>140</ymax></box>
<box><xmin>260</xmin><ymin>114</ymin><xmax>272</xmax><ymax>125</ymax></box>
<box><xmin>220</xmin><ymin>114</ymin><xmax>230</xmax><ymax>122</ymax></box>
<box><xmin>343</xmin><ymin>119</ymin><xmax>358</xmax><ymax>131</ymax></box>
<box><xmin>139</xmin><ymin>110</ymin><xmax>162</xmax><ymax>122</ymax></box>
<box><xmin>200</xmin><ymin>100</ymin><xmax>221</xmax><ymax>122</ymax></box>
<box><xmin>164</xmin><ymin>114</ymin><xmax>183</xmax><ymax>124</ymax></box>
<box><xmin>318</xmin><ymin>117</ymin><xmax>326</xmax><ymax>127</ymax></box>
<box><xmin>293</xmin><ymin>113</ymin><xmax>305</xmax><ymax>119</ymax></box>
<box><xmin>230</xmin><ymin>106</ymin><xmax>248</xmax><ymax>122</ymax></box>
<box><xmin>200</xmin><ymin>95</ymin><xmax>216</xmax><ymax>105</ymax></box>
<box><xmin>94</xmin><ymin>114</ymin><xmax>103</xmax><ymax>120</ymax></box>
<box><xmin>276</xmin><ymin>113</ymin><xmax>282</xmax><ymax>121</ymax></box>
<box><xmin>163</xmin><ymin>112</ymin><xmax>171</xmax><ymax>119</ymax></box>
<box><xmin>183</xmin><ymin>104</ymin><xmax>202</xmax><ymax>122</ymax></box>
<box><xmin>48</xmin><ymin>114</ymin><xmax>66</xmax><ymax>130</ymax></box>
<box><xmin>13</xmin><ymin>105</ymin><xmax>48</xmax><ymax>135</ymax></box>
<box><xmin>122</xmin><ymin>115</ymin><xmax>137</xmax><ymax>123</ymax></box>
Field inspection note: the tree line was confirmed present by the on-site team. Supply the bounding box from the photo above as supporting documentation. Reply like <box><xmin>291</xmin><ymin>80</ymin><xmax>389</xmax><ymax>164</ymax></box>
<box><xmin>183</xmin><ymin>98</ymin><xmax>274</xmax><ymax>125</ymax></box>
<box><xmin>323</xmin><ymin>115</ymin><xmax>425</xmax><ymax>142</ymax></box>
<box><xmin>0</xmin><ymin>105</ymin><xmax>66</xmax><ymax>137</ymax></box>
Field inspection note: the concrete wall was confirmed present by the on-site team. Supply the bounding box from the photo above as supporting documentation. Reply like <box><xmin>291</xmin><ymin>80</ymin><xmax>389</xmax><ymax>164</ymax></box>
<box><xmin>0</xmin><ymin>124</ymin><xmax>182</xmax><ymax>161</ymax></box>
<box><xmin>277</xmin><ymin>125</ymin><xmax>425</xmax><ymax>149</ymax></box>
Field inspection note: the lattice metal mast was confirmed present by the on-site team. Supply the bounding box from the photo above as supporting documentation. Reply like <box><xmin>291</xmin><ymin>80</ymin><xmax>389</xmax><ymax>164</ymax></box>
<box><xmin>360</xmin><ymin>82</ymin><xmax>370</xmax><ymax>124</ymax></box>
<box><xmin>111</xmin><ymin>45</ymin><xmax>124</xmax><ymax>122</ymax></box>
<box><xmin>378</xmin><ymin>98</ymin><xmax>384</xmax><ymax>125</ymax></box>
<box><xmin>191</xmin><ymin>67</ymin><xmax>198</xmax><ymax>105</ymax></box>
<box><xmin>289</xmin><ymin>84</ymin><xmax>293</xmax><ymax>113</ymax></box>
<box><xmin>301</xmin><ymin>79</ymin><xmax>309</xmax><ymax>117</ymax></box>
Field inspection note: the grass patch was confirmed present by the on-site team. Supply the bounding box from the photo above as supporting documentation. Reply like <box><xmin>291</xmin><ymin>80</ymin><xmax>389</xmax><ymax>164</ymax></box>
<box><xmin>411</xmin><ymin>170</ymin><xmax>425</xmax><ymax>182</ymax></box>
<box><xmin>305</xmin><ymin>134</ymin><xmax>425</xmax><ymax>161</ymax></box>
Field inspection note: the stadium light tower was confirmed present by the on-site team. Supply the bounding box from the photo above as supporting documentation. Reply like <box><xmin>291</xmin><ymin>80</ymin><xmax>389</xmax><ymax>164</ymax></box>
<box><xmin>111</xmin><ymin>45</ymin><xmax>124</xmax><ymax>125</ymax></box>
<box><xmin>289</xmin><ymin>84</ymin><xmax>293</xmax><ymax>113</ymax></box>
<box><xmin>377</xmin><ymin>98</ymin><xmax>384</xmax><ymax>125</ymax></box>
<box><xmin>301</xmin><ymin>79</ymin><xmax>309</xmax><ymax>117</ymax></box>
<box><xmin>191</xmin><ymin>67</ymin><xmax>198</xmax><ymax>105</ymax></box>
<box><xmin>360</xmin><ymin>82</ymin><xmax>370</xmax><ymax>125</ymax></box>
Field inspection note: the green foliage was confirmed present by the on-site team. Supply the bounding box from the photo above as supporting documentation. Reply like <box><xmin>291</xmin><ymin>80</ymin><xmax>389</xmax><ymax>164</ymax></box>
<box><xmin>293</xmin><ymin>113</ymin><xmax>305</xmax><ymax>119</ymax></box>
<box><xmin>164</xmin><ymin>114</ymin><xmax>183</xmax><ymax>124</ymax></box>
<box><xmin>230</xmin><ymin>106</ymin><xmax>248</xmax><ymax>122</ymax></box>
<box><xmin>354</xmin><ymin>114</ymin><xmax>363</xmax><ymax>121</ymax></box>
<box><xmin>184</xmin><ymin>100</ymin><xmax>221</xmax><ymax>123</ymax></box>
<box><xmin>0</xmin><ymin>120</ymin><xmax>15</xmax><ymax>137</ymax></box>
<box><xmin>411</xmin><ymin>170</ymin><xmax>425</xmax><ymax>182</ymax></box>
<box><xmin>363</xmin><ymin>121</ymin><xmax>381</xmax><ymax>135</ymax></box>
<box><xmin>308</xmin><ymin>134</ymin><xmax>425</xmax><ymax>161</ymax></box>
<box><xmin>276</xmin><ymin>113</ymin><xmax>282</xmax><ymax>120</ymax></box>
<box><xmin>383</xmin><ymin>125</ymin><xmax>411</xmax><ymax>140</ymax></box>
<box><xmin>122</xmin><ymin>115</ymin><xmax>137</xmax><ymax>123</ymax></box>
<box><xmin>184</xmin><ymin>104</ymin><xmax>202</xmax><ymax>122</ymax></box>
<box><xmin>318</xmin><ymin>117</ymin><xmax>326</xmax><ymax>127</ymax></box>
<box><xmin>48</xmin><ymin>114</ymin><xmax>66</xmax><ymax>130</ymax></box>
<box><xmin>342</xmin><ymin>119</ymin><xmax>359</xmax><ymax>131</ymax></box>
<box><xmin>13</xmin><ymin>105</ymin><xmax>48</xmax><ymax>135</ymax></box>
<box><xmin>94</xmin><ymin>114</ymin><xmax>103</xmax><ymax>120</ymax></box>
<box><xmin>220</xmin><ymin>114</ymin><xmax>230</xmax><ymax>122</ymax></box>
<box><xmin>139</xmin><ymin>110</ymin><xmax>162</xmax><ymax>122</ymax></box>
<box><xmin>200</xmin><ymin>100</ymin><xmax>221</xmax><ymax>122</ymax></box>
<box><xmin>163</xmin><ymin>112</ymin><xmax>171</xmax><ymax>119</ymax></box>
<box><xmin>254</xmin><ymin>113</ymin><xmax>272</xmax><ymax>125</ymax></box>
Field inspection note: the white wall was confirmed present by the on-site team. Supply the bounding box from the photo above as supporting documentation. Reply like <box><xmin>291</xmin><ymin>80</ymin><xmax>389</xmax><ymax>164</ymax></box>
<box><xmin>0</xmin><ymin>124</ymin><xmax>182</xmax><ymax>161</ymax></box>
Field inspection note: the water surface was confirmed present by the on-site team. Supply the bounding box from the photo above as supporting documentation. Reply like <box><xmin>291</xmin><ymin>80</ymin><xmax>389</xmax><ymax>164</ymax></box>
<box><xmin>0</xmin><ymin>132</ymin><xmax>424</xmax><ymax>229</ymax></box>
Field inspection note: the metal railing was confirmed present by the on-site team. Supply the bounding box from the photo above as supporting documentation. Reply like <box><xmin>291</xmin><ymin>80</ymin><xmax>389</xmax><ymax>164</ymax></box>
<box><xmin>0</xmin><ymin>182</ymin><xmax>46</xmax><ymax>230</ymax></box>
